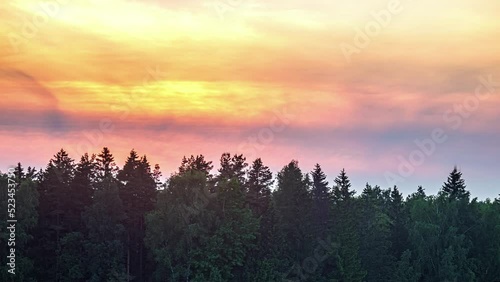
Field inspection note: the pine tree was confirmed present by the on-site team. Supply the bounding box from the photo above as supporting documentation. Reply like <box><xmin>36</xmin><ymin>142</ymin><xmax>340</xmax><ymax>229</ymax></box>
<box><xmin>330</xmin><ymin>169</ymin><xmax>365</xmax><ymax>282</ymax></box>
<box><xmin>388</xmin><ymin>186</ymin><xmax>409</xmax><ymax>260</ymax></box>
<box><xmin>145</xmin><ymin>169</ymin><xmax>215</xmax><ymax>281</ymax></box>
<box><xmin>68</xmin><ymin>153</ymin><xmax>96</xmax><ymax>231</ymax></box>
<box><xmin>216</xmin><ymin>153</ymin><xmax>248</xmax><ymax>185</ymax></box>
<box><xmin>34</xmin><ymin>149</ymin><xmax>75</xmax><ymax>280</ymax></box>
<box><xmin>96</xmin><ymin>147</ymin><xmax>118</xmax><ymax>181</ymax></box>
<box><xmin>310</xmin><ymin>163</ymin><xmax>330</xmax><ymax>240</ymax></box>
<box><xmin>441</xmin><ymin>167</ymin><xmax>470</xmax><ymax>200</ymax></box>
<box><xmin>332</xmin><ymin>168</ymin><xmax>355</xmax><ymax>202</ymax></box>
<box><xmin>358</xmin><ymin>184</ymin><xmax>394</xmax><ymax>281</ymax></box>
<box><xmin>117</xmin><ymin>150</ymin><xmax>158</xmax><ymax>281</ymax></box>
<box><xmin>83</xmin><ymin>183</ymin><xmax>128</xmax><ymax>281</ymax></box>
<box><xmin>274</xmin><ymin>160</ymin><xmax>311</xmax><ymax>262</ymax></box>
<box><xmin>243</xmin><ymin>159</ymin><xmax>283</xmax><ymax>281</ymax></box>
<box><xmin>246</xmin><ymin>158</ymin><xmax>273</xmax><ymax>216</ymax></box>
<box><xmin>13</xmin><ymin>162</ymin><xmax>24</xmax><ymax>183</ymax></box>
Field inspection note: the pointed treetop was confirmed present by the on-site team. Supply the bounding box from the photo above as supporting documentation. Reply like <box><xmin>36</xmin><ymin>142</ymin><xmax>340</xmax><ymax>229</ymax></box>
<box><xmin>311</xmin><ymin>163</ymin><xmax>330</xmax><ymax>200</ymax></box>
<box><xmin>442</xmin><ymin>166</ymin><xmax>469</xmax><ymax>200</ymax></box>
<box><xmin>14</xmin><ymin>162</ymin><xmax>24</xmax><ymax>181</ymax></box>
<box><xmin>246</xmin><ymin>158</ymin><xmax>274</xmax><ymax>215</ymax></box>
<box><xmin>333</xmin><ymin>168</ymin><xmax>355</xmax><ymax>201</ymax></box>
<box><xmin>390</xmin><ymin>186</ymin><xmax>403</xmax><ymax>204</ymax></box>
<box><xmin>49</xmin><ymin>148</ymin><xmax>74</xmax><ymax>167</ymax></box>
<box><xmin>312</xmin><ymin>164</ymin><xmax>329</xmax><ymax>186</ymax></box>
<box><xmin>96</xmin><ymin>147</ymin><xmax>117</xmax><ymax>179</ymax></box>
<box><xmin>247</xmin><ymin>157</ymin><xmax>273</xmax><ymax>190</ymax></box>
<box><xmin>217</xmin><ymin>152</ymin><xmax>248</xmax><ymax>184</ymax></box>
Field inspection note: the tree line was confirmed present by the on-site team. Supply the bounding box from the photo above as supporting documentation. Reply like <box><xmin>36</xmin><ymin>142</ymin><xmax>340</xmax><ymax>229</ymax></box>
<box><xmin>1</xmin><ymin>147</ymin><xmax>499</xmax><ymax>281</ymax></box>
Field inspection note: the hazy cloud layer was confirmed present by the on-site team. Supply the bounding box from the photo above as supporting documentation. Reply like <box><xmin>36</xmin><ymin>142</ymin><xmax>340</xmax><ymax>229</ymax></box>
<box><xmin>1</xmin><ymin>0</ymin><xmax>499</xmax><ymax>197</ymax></box>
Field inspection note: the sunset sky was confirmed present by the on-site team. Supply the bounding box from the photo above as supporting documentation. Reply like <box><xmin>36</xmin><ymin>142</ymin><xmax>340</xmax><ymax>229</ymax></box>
<box><xmin>1</xmin><ymin>0</ymin><xmax>499</xmax><ymax>197</ymax></box>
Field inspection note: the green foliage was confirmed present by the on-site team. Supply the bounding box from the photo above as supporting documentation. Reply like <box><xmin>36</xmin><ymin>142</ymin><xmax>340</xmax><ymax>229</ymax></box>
<box><xmin>58</xmin><ymin>232</ymin><xmax>86</xmax><ymax>281</ymax></box>
<box><xmin>0</xmin><ymin>170</ymin><xmax>39</xmax><ymax>281</ymax></box>
<box><xmin>117</xmin><ymin>149</ymin><xmax>158</xmax><ymax>281</ymax></box>
<box><xmin>310</xmin><ymin>164</ymin><xmax>331</xmax><ymax>240</ymax></box>
<box><xmin>330</xmin><ymin>169</ymin><xmax>366</xmax><ymax>282</ymax></box>
<box><xmin>393</xmin><ymin>250</ymin><xmax>421</xmax><ymax>282</ymax></box>
<box><xmin>3</xmin><ymin>150</ymin><xmax>499</xmax><ymax>281</ymax></box>
<box><xmin>145</xmin><ymin>170</ymin><xmax>213</xmax><ymax>281</ymax></box>
<box><xmin>83</xmin><ymin>183</ymin><xmax>128</xmax><ymax>282</ymax></box>
<box><xmin>216</xmin><ymin>153</ymin><xmax>248</xmax><ymax>185</ymax></box>
<box><xmin>441</xmin><ymin>166</ymin><xmax>470</xmax><ymax>200</ymax></box>
<box><xmin>358</xmin><ymin>184</ymin><xmax>395</xmax><ymax>281</ymax></box>
<box><xmin>274</xmin><ymin>160</ymin><xmax>312</xmax><ymax>262</ymax></box>
<box><xmin>246</xmin><ymin>158</ymin><xmax>274</xmax><ymax>216</ymax></box>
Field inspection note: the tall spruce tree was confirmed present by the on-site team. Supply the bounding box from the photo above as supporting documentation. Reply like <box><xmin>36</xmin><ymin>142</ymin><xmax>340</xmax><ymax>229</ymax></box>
<box><xmin>34</xmin><ymin>149</ymin><xmax>75</xmax><ymax>281</ymax></box>
<box><xmin>274</xmin><ymin>160</ymin><xmax>311</xmax><ymax>262</ymax></box>
<box><xmin>216</xmin><ymin>153</ymin><xmax>248</xmax><ymax>185</ymax></box>
<box><xmin>330</xmin><ymin>169</ymin><xmax>366</xmax><ymax>282</ymax></box>
<box><xmin>358</xmin><ymin>184</ymin><xmax>394</xmax><ymax>281</ymax></box>
<box><xmin>246</xmin><ymin>158</ymin><xmax>273</xmax><ymax>216</ymax></box>
<box><xmin>441</xmin><ymin>167</ymin><xmax>470</xmax><ymax>200</ymax></box>
<box><xmin>83</xmin><ymin>182</ymin><xmax>128</xmax><ymax>281</ymax></box>
<box><xmin>96</xmin><ymin>147</ymin><xmax>118</xmax><ymax>181</ymax></box>
<box><xmin>117</xmin><ymin>150</ymin><xmax>158</xmax><ymax>281</ymax></box>
<box><xmin>310</xmin><ymin>164</ymin><xmax>331</xmax><ymax>240</ymax></box>
<box><xmin>67</xmin><ymin>153</ymin><xmax>96</xmax><ymax>232</ymax></box>
<box><xmin>388</xmin><ymin>186</ymin><xmax>409</xmax><ymax>260</ymax></box>
<box><xmin>146</xmin><ymin>165</ymin><xmax>216</xmax><ymax>281</ymax></box>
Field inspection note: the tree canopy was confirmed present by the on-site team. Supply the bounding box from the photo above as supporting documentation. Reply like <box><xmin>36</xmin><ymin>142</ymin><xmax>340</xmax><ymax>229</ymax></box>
<box><xmin>1</xmin><ymin>149</ymin><xmax>498</xmax><ymax>281</ymax></box>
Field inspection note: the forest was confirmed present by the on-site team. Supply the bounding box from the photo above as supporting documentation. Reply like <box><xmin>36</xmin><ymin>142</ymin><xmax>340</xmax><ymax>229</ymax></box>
<box><xmin>1</xmin><ymin>147</ymin><xmax>499</xmax><ymax>281</ymax></box>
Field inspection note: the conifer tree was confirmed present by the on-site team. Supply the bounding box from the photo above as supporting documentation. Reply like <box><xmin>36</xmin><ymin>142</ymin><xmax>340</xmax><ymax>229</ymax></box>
<box><xmin>358</xmin><ymin>184</ymin><xmax>394</xmax><ymax>281</ymax></box>
<box><xmin>274</xmin><ymin>160</ymin><xmax>311</xmax><ymax>262</ymax></box>
<box><xmin>441</xmin><ymin>167</ymin><xmax>470</xmax><ymax>200</ymax></box>
<box><xmin>117</xmin><ymin>150</ymin><xmax>158</xmax><ymax>281</ymax></box>
<box><xmin>96</xmin><ymin>147</ymin><xmax>118</xmax><ymax>181</ymax></box>
<box><xmin>83</xmin><ymin>183</ymin><xmax>128</xmax><ymax>281</ymax></box>
<box><xmin>310</xmin><ymin>163</ymin><xmax>331</xmax><ymax>241</ymax></box>
<box><xmin>68</xmin><ymin>153</ymin><xmax>96</xmax><ymax>231</ymax></box>
<box><xmin>216</xmin><ymin>153</ymin><xmax>248</xmax><ymax>185</ymax></box>
<box><xmin>34</xmin><ymin>149</ymin><xmax>75</xmax><ymax>280</ymax></box>
<box><xmin>246</xmin><ymin>158</ymin><xmax>273</xmax><ymax>216</ymax></box>
<box><xmin>388</xmin><ymin>186</ymin><xmax>409</xmax><ymax>260</ymax></box>
<box><xmin>330</xmin><ymin>169</ymin><xmax>365</xmax><ymax>282</ymax></box>
<box><xmin>146</xmin><ymin>168</ymin><xmax>214</xmax><ymax>281</ymax></box>
<box><xmin>195</xmin><ymin>179</ymin><xmax>259</xmax><ymax>281</ymax></box>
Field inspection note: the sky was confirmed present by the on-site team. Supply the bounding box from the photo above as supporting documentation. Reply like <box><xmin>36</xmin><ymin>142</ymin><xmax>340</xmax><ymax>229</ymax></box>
<box><xmin>1</xmin><ymin>0</ymin><xmax>499</xmax><ymax>198</ymax></box>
